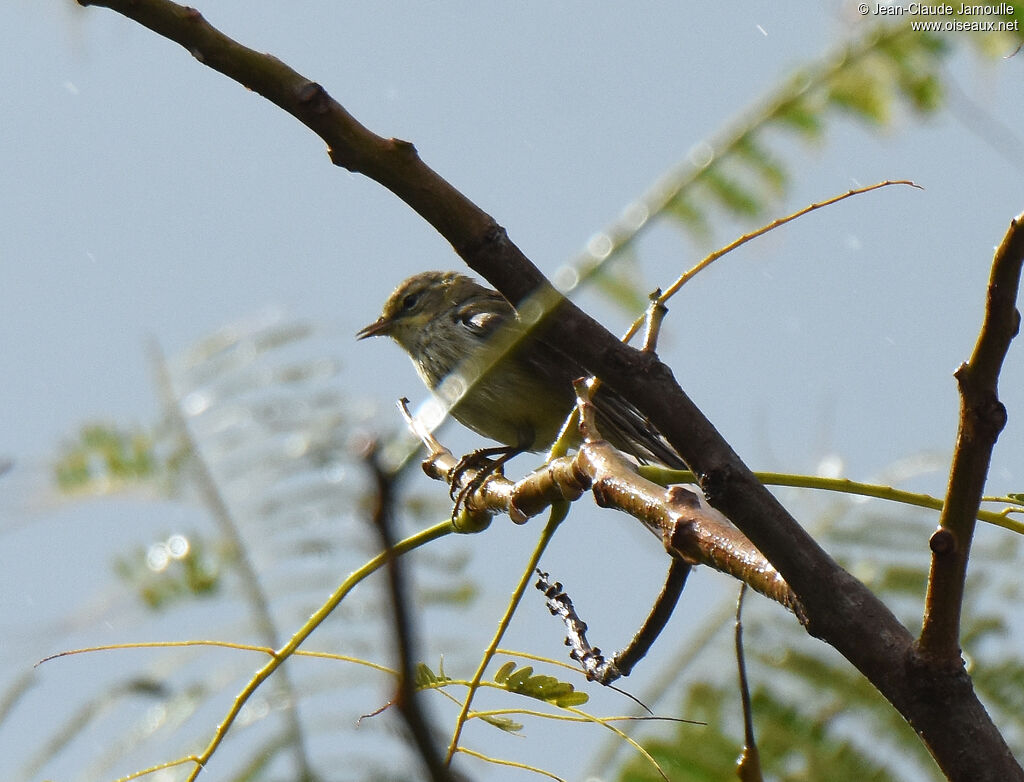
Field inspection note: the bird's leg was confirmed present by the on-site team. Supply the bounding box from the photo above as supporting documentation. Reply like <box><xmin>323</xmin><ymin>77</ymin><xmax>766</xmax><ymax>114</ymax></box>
<box><xmin>449</xmin><ymin>445</ymin><xmax>524</xmax><ymax>518</ymax></box>
<box><xmin>448</xmin><ymin>445</ymin><xmax>515</xmax><ymax>499</ymax></box>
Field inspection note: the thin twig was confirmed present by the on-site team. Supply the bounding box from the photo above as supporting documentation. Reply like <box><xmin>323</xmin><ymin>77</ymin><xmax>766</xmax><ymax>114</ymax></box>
<box><xmin>557</xmin><ymin>25</ymin><xmax>926</xmax><ymax>292</ymax></box>
<box><xmin>661</xmin><ymin>181</ymin><xmax>920</xmax><ymax>303</ymax></box>
<box><xmin>363</xmin><ymin>440</ymin><xmax>463</xmax><ymax>782</ymax></box>
<box><xmin>445</xmin><ymin>503</ymin><xmax>569</xmax><ymax>764</ymax></box>
<box><xmin>180</xmin><ymin>519</ymin><xmax>453</xmax><ymax>780</ymax></box>
<box><xmin>615</xmin><ymin>180</ymin><xmax>921</xmax><ymax>348</ymax></box>
<box><xmin>635</xmin><ymin>467</ymin><xmax>1024</xmax><ymax>535</ymax></box>
<box><xmin>599</xmin><ymin>558</ymin><xmax>691</xmax><ymax>682</ymax></box>
<box><xmin>735</xmin><ymin>585</ymin><xmax>763</xmax><ymax>782</ymax></box>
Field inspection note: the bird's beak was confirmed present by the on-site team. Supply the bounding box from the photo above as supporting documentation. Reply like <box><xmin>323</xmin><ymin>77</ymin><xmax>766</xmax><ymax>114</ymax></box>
<box><xmin>356</xmin><ymin>316</ymin><xmax>392</xmax><ymax>340</ymax></box>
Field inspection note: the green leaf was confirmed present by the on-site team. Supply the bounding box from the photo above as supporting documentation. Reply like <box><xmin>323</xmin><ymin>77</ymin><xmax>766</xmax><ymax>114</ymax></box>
<box><xmin>664</xmin><ymin>194</ymin><xmax>712</xmax><ymax>242</ymax></box>
<box><xmin>414</xmin><ymin>662</ymin><xmax>451</xmax><ymax>688</ymax></box>
<box><xmin>773</xmin><ymin>87</ymin><xmax>826</xmax><ymax>141</ymax></box>
<box><xmin>480</xmin><ymin>714</ymin><xmax>525</xmax><ymax>733</ymax></box>
<box><xmin>733</xmin><ymin>134</ymin><xmax>787</xmax><ymax>195</ymax></box>
<box><xmin>113</xmin><ymin>533</ymin><xmax>222</xmax><ymax>611</ymax></box>
<box><xmin>493</xmin><ymin>662</ymin><xmax>589</xmax><ymax>707</ymax></box>
<box><xmin>827</xmin><ymin>68</ymin><xmax>891</xmax><ymax>125</ymax></box>
<box><xmin>553</xmin><ymin>690</ymin><xmax>590</xmax><ymax>708</ymax></box>
<box><xmin>54</xmin><ymin>423</ymin><xmax>160</xmax><ymax>493</ymax></box>
<box><xmin>699</xmin><ymin>168</ymin><xmax>764</xmax><ymax>218</ymax></box>
<box><xmin>494</xmin><ymin>661</ymin><xmax>517</xmax><ymax>684</ymax></box>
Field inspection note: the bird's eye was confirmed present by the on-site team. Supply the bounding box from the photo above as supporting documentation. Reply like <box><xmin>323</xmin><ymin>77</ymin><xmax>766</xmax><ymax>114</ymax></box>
<box><xmin>401</xmin><ymin>293</ymin><xmax>419</xmax><ymax>311</ymax></box>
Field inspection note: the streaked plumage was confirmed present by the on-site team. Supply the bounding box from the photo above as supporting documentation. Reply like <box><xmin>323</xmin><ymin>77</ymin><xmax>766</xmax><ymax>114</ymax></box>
<box><xmin>358</xmin><ymin>271</ymin><xmax>684</xmax><ymax>468</ymax></box>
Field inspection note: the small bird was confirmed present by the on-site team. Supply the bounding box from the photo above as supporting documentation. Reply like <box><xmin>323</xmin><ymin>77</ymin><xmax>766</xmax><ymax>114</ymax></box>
<box><xmin>357</xmin><ymin>271</ymin><xmax>684</xmax><ymax>468</ymax></box>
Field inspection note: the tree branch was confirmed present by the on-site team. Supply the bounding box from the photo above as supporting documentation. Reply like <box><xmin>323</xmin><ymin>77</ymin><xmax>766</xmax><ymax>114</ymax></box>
<box><xmin>75</xmin><ymin>2</ymin><xmax>1024</xmax><ymax>778</ymax></box>
<box><xmin>409</xmin><ymin>396</ymin><xmax>802</xmax><ymax>615</ymax></box>
<box><xmin>363</xmin><ymin>441</ymin><xmax>464</xmax><ymax>782</ymax></box>
<box><xmin>918</xmin><ymin>212</ymin><xmax>1024</xmax><ymax>662</ymax></box>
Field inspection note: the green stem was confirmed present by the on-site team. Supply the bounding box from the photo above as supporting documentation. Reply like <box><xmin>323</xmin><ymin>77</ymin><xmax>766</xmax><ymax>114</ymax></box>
<box><xmin>637</xmin><ymin>467</ymin><xmax>1024</xmax><ymax>534</ymax></box>
<box><xmin>445</xmin><ymin>502</ymin><xmax>570</xmax><ymax>765</ymax></box>
<box><xmin>185</xmin><ymin>519</ymin><xmax>454</xmax><ymax>781</ymax></box>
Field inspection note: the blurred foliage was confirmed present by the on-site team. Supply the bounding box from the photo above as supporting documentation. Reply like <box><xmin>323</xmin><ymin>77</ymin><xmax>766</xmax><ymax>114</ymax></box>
<box><xmin>571</xmin><ymin>17</ymin><xmax>1024</xmax><ymax>299</ymax></box>
<box><xmin>609</xmin><ymin>496</ymin><xmax>1024</xmax><ymax>782</ymax></box>
<box><xmin>619</xmin><ymin>683</ymin><xmax>900</xmax><ymax>782</ymax></box>
<box><xmin>54</xmin><ymin>423</ymin><xmax>161</xmax><ymax>494</ymax></box>
<box><xmin>28</xmin><ymin>315</ymin><xmax>475</xmax><ymax>781</ymax></box>
<box><xmin>113</xmin><ymin>532</ymin><xmax>222</xmax><ymax>610</ymax></box>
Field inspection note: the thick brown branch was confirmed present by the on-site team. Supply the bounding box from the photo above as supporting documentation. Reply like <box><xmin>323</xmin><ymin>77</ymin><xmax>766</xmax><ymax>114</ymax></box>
<box><xmin>419</xmin><ymin>415</ymin><xmax>802</xmax><ymax>615</ymax></box>
<box><xmin>919</xmin><ymin>212</ymin><xmax>1024</xmax><ymax>663</ymax></box>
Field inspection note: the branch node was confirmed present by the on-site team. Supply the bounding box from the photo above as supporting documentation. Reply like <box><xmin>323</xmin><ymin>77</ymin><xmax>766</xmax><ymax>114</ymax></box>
<box><xmin>459</xmin><ymin>221</ymin><xmax>511</xmax><ymax>265</ymax></box>
<box><xmin>929</xmin><ymin>528</ymin><xmax>957</xmax><ymax>555</ymax></box>
<box><xmin>982</xmin><ymin>397</ymin><xmax>1009</xmax><ymax>434</ymax></box>
<box><xmin>296</xmin><ymin>81</ymin><xmax>330</xmax><ymax>114</ymax></box>
<box><xmin>700</xmin><ymin>463</ymin><xmax>734</xmax><ymax>505</ymax></box>
<box><xmin>590</xmin><ymin>478</ymin><xmax>613</xmax><ymax>509</ymax></box>
<box><xmin>390</xmin><ymin>137</ymin><xmax>418</xmax><ymax>157</ymax></box>
<box><xmin>666</xmin><ymin>484</ymin><xmax>701</xmax><ymax>509</ymax></box>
